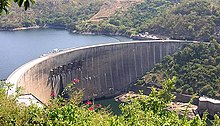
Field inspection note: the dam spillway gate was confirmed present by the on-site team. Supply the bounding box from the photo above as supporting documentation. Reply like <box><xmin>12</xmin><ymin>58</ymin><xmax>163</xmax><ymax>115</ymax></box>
<box><xmin>49</xmin><ymin>60</ymin><xmax>83</xmax><ymax>98</ymax></box>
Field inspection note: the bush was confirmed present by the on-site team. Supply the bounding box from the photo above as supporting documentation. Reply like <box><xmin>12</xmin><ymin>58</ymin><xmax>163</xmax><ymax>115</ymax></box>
<box><xmin>1</xmin><ymin>78</ymin><xmax>218</xmax><ymax>125</ymax></box>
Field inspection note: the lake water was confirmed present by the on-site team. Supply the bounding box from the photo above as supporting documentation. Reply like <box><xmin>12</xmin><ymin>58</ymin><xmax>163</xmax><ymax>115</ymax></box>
<box><xmin>0</xmin><ymin>29</ymin><xmax>131</xmax><ymax>79</ymax></box>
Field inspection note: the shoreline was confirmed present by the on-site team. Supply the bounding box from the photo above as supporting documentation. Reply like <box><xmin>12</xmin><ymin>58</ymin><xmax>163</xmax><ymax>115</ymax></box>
<box><xmin>0</xmin><ymin>25</ymin><xmax>42</xmax><ymax>31</ymax></box>
<box><xmin>0</xmin><ymin>26</ymin><xmax>133</xmax><ymax>39</ymax></box>
<box><xmin>0</xmin><ymin>25</ymin><xmax>67</xmax><ymax>31</ymax></box>
<box><xmin>0</xmin><ymin>25</ymin><xmax>168</xmax><ymax>40</ymax></box>
<box><xmin>12</xmin><ymin>26</ymin><xmax>41</xmax><ymax>31</ymax></box>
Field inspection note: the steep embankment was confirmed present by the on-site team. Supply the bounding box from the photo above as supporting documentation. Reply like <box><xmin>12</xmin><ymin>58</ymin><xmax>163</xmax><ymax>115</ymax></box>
<box><xmin>141</xmin><ymin>40</ymin><xmax>220</xmax><ymax>100</ymax></box>
<box><xmin>89</xmin><ymin>0</ymin><xmax>143</xmax><ymax>22</ymax></box>
<box><xmin>77</xmin><ymin>0</ymin><xmax>184</xmax><ymax>36</ymax></box>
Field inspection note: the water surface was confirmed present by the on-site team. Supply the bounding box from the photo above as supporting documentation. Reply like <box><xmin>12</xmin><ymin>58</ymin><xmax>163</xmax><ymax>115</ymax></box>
<box><xmin>0</xmin><ymin>29</ymin><xmax>131</xmax><ymax>79</ymax></box>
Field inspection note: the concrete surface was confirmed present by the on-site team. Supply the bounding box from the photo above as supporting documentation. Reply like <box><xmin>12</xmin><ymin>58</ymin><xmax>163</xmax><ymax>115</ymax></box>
<box><xmin>6</xmin><ymin>40</ymin><xmax>191</xmax><ymax>104</ymax></box>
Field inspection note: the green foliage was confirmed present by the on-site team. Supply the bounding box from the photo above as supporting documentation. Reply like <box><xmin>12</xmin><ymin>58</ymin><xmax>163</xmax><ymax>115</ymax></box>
<box><xmin>0</xmin><ymin>77</ymin><xmax>219</xmax><ymax>126</ymax></box>
<box><xmin>78</xmin><ymin>0</ymin><xmax>220</xmax><ymax>41</ymax></box>
<box><xmin>0</xmin><ymin>0</ymin><xmax>102</xmax><ymax>30</ymax></box>
<box><xmin>14</xmin><ymin>0</ymin><xmax>35</xmax><ymax>10</ymax></box>
<box><xmin>0</xmin><ymin>0</ymin><xmax>34</xmax><ymax>15</ymax></box>
<box><xmin>0</xmin><ymin>0</ymin><xmax>11</xmax><ymax>14</ymax></box>
<box><xmin>146</xmin><ymin>0</ymin><xmax>220</xmax><ymax>41</ymax></box>
<box><xmin>0</xmin><ymin>78</ymin><xmax>217</xmax><ymax>125</ymax></box>
<box><xmin>79</xmin><ymin>0</ymin><xmax>180</xmax><ymax>36</ymax></box>
<box><xmin>1</xmin><ymin>0</ymin><xmax>219</xmax><ymax>41</ymax></box>
<box><xmin>145</xmin><ymin>41</ymin><xmax>220</xmax><ymax>99</ymax></box>
<box><xmin>0</xmin><ymin>86</ymin><xmax>30</xmax><ymax>125</ymax></box>
<box><xmin>213</xmin><ymin>114</ymin><xmax>220</xmax><ymax>126</ymax></box>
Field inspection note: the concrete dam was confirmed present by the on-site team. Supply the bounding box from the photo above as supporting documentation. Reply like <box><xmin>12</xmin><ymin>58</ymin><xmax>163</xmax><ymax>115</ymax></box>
<box><xmin>6</xmin><ymin>40</ymin><xmax>190</xmax><ymax>104</ymax></box>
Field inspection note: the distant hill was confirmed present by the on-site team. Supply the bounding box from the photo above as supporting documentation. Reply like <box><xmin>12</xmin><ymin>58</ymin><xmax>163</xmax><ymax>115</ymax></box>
<box><xmin>0</xmin><ymin>0</ymin><xmax>142</xmax><ymax>31</ymax></box>
<box><xmin>146</xmin><ymin>0</ymin><xmax>220</xmax><ymax>41</ymax></box>
<box><xmin>77</xmin><ymin>0</ymin><xmax>182</xmax><ymax>36</ymax></box>
<box><xmin>89</xmin><ymin>0</ymin><xmax>143</xmax><ymax>22</ymax></box>
<box><xmin>0</xmin><ymin>0</ymin><xmax>104</xmax><ymax>29</ymax></box>
<box><xmin>0</xmin><ymin>0</ymin><xmax>220</xmax><ymax>41</ymax></box>
<box><xmin>81</xmin><ymin>0</ymin><xmax>220</xmax><ymax>41</ymax></box>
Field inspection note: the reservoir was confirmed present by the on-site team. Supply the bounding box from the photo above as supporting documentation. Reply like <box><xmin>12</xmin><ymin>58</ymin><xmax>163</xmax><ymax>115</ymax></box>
<box><xmin>0</xmin><ymin>29</ymin><xmax>131</xmax><ymax>79</ymax></box>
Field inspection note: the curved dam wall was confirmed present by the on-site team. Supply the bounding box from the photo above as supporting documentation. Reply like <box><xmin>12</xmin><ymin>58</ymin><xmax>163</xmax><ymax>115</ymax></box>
<box><xmin>7</xmin><ymin>40</ymin><xmax>191</xmax><ymax>103</ymax></box>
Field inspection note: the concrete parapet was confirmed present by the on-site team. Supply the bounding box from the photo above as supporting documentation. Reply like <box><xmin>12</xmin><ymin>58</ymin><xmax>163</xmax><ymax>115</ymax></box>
<box><xmin>174</xmin><ymin>93</ymin><xmax>199</xmax><ymax>105</ymax></box>
<box><xmin>198</xmin><ymin>97</ymin><xmax>220</xmax><ymax>116</ymax></box>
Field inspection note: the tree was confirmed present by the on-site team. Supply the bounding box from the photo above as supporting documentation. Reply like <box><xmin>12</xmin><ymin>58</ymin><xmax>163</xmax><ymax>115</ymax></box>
<box><xmin>0</xmin><ymin>0</ymin><xmax>35</xmax><ymax>15</ymax></box>
<box><xmin>144</xmin><ymin>42</ymin><xmax>220</xmax><ymax>99</ymax></box>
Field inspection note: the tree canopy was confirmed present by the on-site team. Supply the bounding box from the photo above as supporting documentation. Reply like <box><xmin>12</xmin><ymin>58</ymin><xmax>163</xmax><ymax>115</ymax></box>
<box><xmin>1</xmin><ymin>78</ymin><xmax>219</xmax><ymax>125</ymax></box>
<box><xmin>144</xmin><ymin>40</ymin><xmax>220</xmax><ymax>99</ymax></box>
<box><xmin>0</xmin><ymin>0</ymin><xmax>34</xmax><ymax>15</ymax></box>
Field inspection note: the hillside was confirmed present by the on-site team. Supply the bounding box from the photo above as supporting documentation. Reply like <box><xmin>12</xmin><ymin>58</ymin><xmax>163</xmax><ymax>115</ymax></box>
<box><xmin>1</xmin><ymin>0</ymin><xmax>219</xmax><ymax>41</ymax></box>
<box><xmin>0</xmin><ymin>0</ymin><xmax>103</xmax><ymax>29</ymax></box>
<box><xmin>81</xmin><ymin>0</ymin><xmax>220</xmax><ymax>41</ymax></box>
<box><xmin>145</xmin><ymin>0</ymin><xmax>220</xmax><ymax>41</ymax></box>
<box><xmin>78</xmin><ymin>0</ymin><xmax>181</xmax><ymax>36</ymax></box>
<box><xmin>89</xmin><ymin>0</ymin><xmax>143</xmax><ymax>22</ymax></box>
<box><xmin>78</xmin><ymin>0</ymin><xmax>220</xmax><ymax>41</ymax></box>
<box><xmin>0</xmin><ymin>0</ymin><xmax>142</xmax><ymax>30</ymax></box>
<box><xmin>142</xmin><ymin>40</ymin><xmax>220</xmax><ymax>99</ymax></box>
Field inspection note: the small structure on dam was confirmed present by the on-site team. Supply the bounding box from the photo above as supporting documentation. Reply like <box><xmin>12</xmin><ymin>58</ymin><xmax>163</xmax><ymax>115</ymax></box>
<box><xmin>7</xmin><ymin>40</ymin><xmax>191</xmax><ymax>104</ymax></box>
<box><xmin>198</xmin><ymin>97</ymin><xmax>220</xmax><ymax>116</ymax></box>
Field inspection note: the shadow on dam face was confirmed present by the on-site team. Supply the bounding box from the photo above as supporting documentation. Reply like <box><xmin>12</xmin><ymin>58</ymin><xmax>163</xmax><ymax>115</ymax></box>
<box><xmin>6</xmin><ymin>40</ymin><xmax>192</xmax><ymax>104</ymax></box>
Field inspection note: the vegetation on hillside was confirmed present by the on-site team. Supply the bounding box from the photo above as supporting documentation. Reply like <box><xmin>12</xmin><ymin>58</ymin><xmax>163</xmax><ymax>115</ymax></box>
<box><xmin>1</xmin><ymin>0</ymin><xmax>219</xmax><ymax>41</ymax></box>
<box><xmin>143</xmin><ymin>40</ymin><xmax>220</xmax><ymax>99</ymax></box>
<box><xmin>1</xmin><ymin>78</ymin><xmax>219</xmax><ymax>125</ymax></box>
<box><xmin>145</xmin><ymin>0</ymin><xmax>220</xmax><ymax>41</ymax></box>
<box><xmin>1</xmin><ymin>0</ymin><xmax>220</xmax><ymax>125</ymax></box>
<box><xmin>0</xmin><ymin>0</ymin><xmax>103</xmax><ymax>30</ymax></box>
<box><xmin>78</xmin><ymin>0</ymin><xmax>182</xmax><ymax>36</ymax></box>
<box><xmin>78</xmin><ymin>0</ymin><xmax>220</xmax><ymax>41</ymax></box>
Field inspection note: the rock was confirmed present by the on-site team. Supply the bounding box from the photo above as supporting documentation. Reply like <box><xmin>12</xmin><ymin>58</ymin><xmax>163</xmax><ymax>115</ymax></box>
<box><xmin>167</xmin><ymin>102</ymin><xmax>198</xmax><ymax>119</ymax></box>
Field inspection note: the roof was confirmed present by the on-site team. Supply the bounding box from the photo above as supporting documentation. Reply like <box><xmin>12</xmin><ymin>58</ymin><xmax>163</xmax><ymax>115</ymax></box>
<box><xmin>17</xmin><ymin>94</ymin><xmax>45</xmax><ymax>107</ymax></box>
